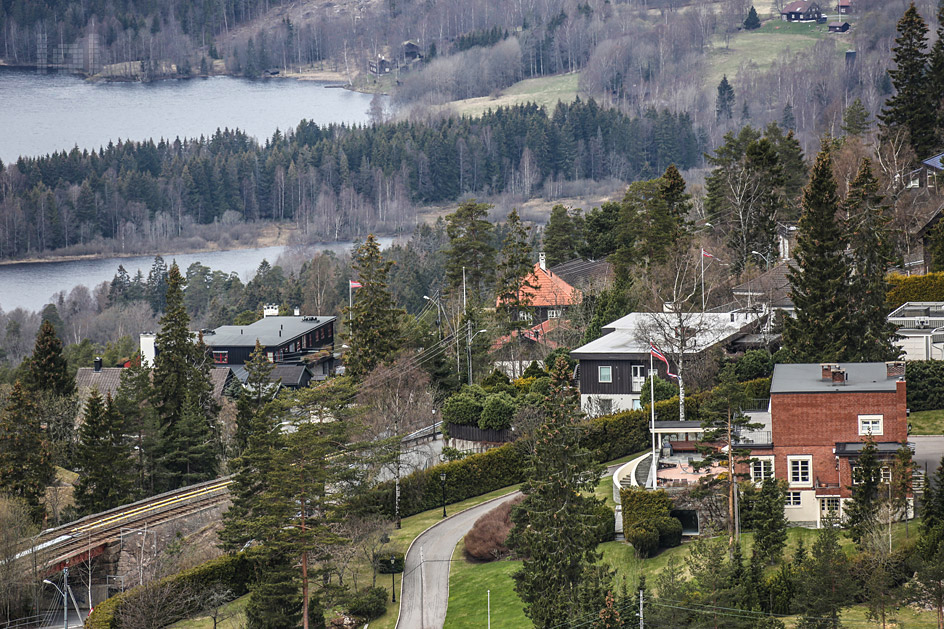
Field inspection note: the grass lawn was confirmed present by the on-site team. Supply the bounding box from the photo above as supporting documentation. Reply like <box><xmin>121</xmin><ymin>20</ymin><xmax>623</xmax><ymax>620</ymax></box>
<box><xmin>445</xmin><ymin>540</ymin><xmax>528</xmax><ymax>628</ymax></box>
<box><xmin>168</xmin><ymin>594</ymin><xmax>248</xmax><ymax>628</ymax></box>
<box><xmin>909</xmin><ymin>409</ymin><xmax>944</xmax><ymax>435</ymax></box>
<box><xmin>444</xmin><ymin>73</ymin><xmax>580</xmax><ymax>118</ymax></box>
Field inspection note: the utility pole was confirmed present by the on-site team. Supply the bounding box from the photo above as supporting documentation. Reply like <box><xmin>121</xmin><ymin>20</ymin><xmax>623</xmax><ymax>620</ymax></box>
<box><xmin>63</xmin><ymin>568</ymin><xmax>69</xmax><ymax>629</ymax></box>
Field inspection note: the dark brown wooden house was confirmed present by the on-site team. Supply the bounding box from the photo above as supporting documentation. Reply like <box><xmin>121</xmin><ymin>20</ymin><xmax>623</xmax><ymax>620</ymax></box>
<box><xmin>781</xmin><ymin>0</ymin><xmax>822</xmax><ymax>21</ymax></box>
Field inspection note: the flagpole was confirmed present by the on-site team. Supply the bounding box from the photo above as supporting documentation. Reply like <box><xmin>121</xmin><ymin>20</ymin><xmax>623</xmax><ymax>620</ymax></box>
<box><xmin>650</xmin><ymin>342</ymin><xmax>657</xmax><ymax>489</ymax></box>
<box><xmin>349</xmin><ymin>281</ymin><xmax>353</xmax><ymax>321</ymax></box>
<box><xmin>701</xmin><ymin>248</ymin><xmax>705</xmax><ymax>312</ymax></box>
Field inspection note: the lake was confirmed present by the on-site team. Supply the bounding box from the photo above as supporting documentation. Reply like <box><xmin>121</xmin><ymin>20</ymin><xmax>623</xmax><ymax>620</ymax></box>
<box><xmin>0</xmin><ymin>239</ymin><xmax>393</xmax><ymax>313</ymax></box>
<box><xmin>0</xmin><ymin>68</ymin><xmax>379</xmax><ymax>164</ymax></box>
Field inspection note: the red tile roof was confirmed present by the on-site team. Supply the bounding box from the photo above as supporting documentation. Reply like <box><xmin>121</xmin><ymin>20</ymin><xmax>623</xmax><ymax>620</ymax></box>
<box><xmin>490</xmin><ymin>317</ymin><xmax>568</xmax><ymax>352</ymax></box>
<box><xmin>496</xmin><ymin>263</ymin><xmax>581</xmax><ymax>309</ymax></box>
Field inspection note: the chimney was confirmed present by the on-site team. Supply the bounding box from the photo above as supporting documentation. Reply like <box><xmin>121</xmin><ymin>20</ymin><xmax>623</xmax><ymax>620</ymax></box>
<box><xmin>539</xmin><ymin>252</ymin><xmax>546</xmax><ymax>271</ymax></box>
<box><xmin>263</xmin><ymin>304</ymin><xmax>279</xmax><ymax>318</ymax></box>
<box><xmin>821</xmin><ymin>363</ymin><xmax>839</xmax><ymax>380</ymax></box>
<box><xmin>93</xmin><ymin>356</ymin><xmax>102</xmax><ymax>372</ymax></box>
<box><xmin>294</xmin><ymin>308</ymin><xmax>300</xmax><ymax>316</ymax></box>
<box><xmin>831</xmin><ymin>369</ymin><xmax>847</xmax><ymax>384</ymax></box>
<box><xmin>886</xmin><ymin>361</ymin><xmax>906</xmax><ymax>379</ymax></box>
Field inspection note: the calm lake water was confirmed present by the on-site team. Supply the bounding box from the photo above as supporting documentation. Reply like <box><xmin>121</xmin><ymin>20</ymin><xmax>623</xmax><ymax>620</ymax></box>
<box><xmin>0</xmin><ymin>239</ymin><xmax>393</xmax><ymax>313</ymax></box>
<box><xmin>0</xmin><ymin>68</ymin><xmax>378</xmax><ymax>164</ymax></box>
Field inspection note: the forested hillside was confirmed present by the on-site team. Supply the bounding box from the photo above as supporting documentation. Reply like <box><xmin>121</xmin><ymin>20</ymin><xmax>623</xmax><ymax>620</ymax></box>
<box><xmin>0</xmin><ymin>100</ymin><xmax>702</xmax><ymax>260</ymax></box>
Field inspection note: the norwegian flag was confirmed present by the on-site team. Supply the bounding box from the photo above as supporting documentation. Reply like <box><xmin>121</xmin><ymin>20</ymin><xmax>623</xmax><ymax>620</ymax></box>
<box><xmin>649</xmin><ymin>343</ymin><xmax>679</xmax><ymax>380</ymax></box>
<box><xmin>701</xmin><ymin>248</ymin><xmax>715</xmax><ymax>259</ymax></box>
<box><xmin>349</xmin><ymin>280</ymin><xmax>363</xmax><ymax>288</ymax></box>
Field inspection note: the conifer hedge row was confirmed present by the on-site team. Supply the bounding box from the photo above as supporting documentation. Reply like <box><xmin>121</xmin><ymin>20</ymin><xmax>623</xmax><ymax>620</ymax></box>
<box><xmin>887</xmin><ymin>272</ymin><xmax>944</xmax><ymax>309</ymax></box>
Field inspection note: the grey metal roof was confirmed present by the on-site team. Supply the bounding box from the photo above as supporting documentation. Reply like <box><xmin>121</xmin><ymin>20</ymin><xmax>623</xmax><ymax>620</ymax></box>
<box><xmin>923</xmin><ymin>152</ymin><xmax>944</xmax><ymax>171</ymax></box>
<box><xmin>770</xmin><ymin>363</ymin><xmax>901</xmax><ymax>394</ymax></box>
<box><xmin>205</xmin><ymin>315</ymin><xmax>335</xmax><ymax>348</ymax></box>
<box><xmin>654</xmin><ymin>421</ymin><xmax>704</xmax><ymax>430</ymax></box>
<box><xmin>835</xmin><ymin>441</ymin><xmax>907</xmax><ymax>456</ymax></box>
<box><xmin>230</xmin><ymin>363</ymin><xmax>311</xmax><ymax>388</ymax></box>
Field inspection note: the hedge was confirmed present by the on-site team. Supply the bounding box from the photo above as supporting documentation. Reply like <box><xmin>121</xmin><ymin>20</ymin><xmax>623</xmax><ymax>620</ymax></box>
<box><xmin>904</xmin><ymin>361</ymin><xmax>944</xmax><ymax>411</ymax></box>
<box><xmin>652</xmin><ymin>516</ymin><xmax>683</xmax><ymax>548</ymax></box>
<box><xmin>742</xmin><ymin>377</ymin><xmax>772</xmax><ymax>400</ymax></box>
<box><xmin>345</xmin><ymin>586</ymin><xmax>388</xmax><ymax>620</ymax></box>
<box><xmin>356</xmin><ymin>407</ymin><xmax>651</xmax><ymax>520</ymax></box>
<box><xmin>626</xmin><ymin>526</ymin><xmax>659</xmax><ymax>558</ymax></box>
<box><xmin>86</xmin><ymin>552</ymin><xmax>253</xmax><ymax>629</ymax></box>
<box><xmin>887</xmin><ymin>272</ymin><xmax>944</xmax><ymax>310</ymax></box>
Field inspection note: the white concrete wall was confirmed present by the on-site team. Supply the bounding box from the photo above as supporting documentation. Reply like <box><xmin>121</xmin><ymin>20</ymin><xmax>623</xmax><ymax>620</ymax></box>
<box><xmin>581</xmin><ymin>393</ymin><xmax>640</xmax><ymax>416</ymax></box>
<box><xmin>898</xmin><ymin>334</ymin><xmax>931</xmax><ymax>361</ymax></box>
<box><xmin>784</xmin><ymin>489</ymin><xmax>821</xmax><ymax>526</ymax></box>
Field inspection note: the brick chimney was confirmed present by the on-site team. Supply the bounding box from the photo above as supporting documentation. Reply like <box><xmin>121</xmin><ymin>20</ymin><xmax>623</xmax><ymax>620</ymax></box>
<box><xmin>831</xmin><ymin>368</ymin><xmax>847</xmax><ymax>384</ymax></box>
<box><xmin>886</xmin><ymin>361</ymin><xmax>906</xmax><ymax>379</ymax></box>
<box><xmin>821</xmin><ymin>363</ymin><xmax>839</xmax><ymax>380</ymax></box>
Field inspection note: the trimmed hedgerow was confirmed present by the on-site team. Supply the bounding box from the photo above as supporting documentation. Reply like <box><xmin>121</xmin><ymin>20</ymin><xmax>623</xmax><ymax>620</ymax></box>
<box><xmin>626</xmin><ymin>525</ymin><xmax>660</xmax><ymax>558</ymax></box>
<box><xmin>887</xmin><ymin>272</ymin><xmax>944</xmax><ymax>310</ymax></box>
<box><xmin>904</xmin><ymin>361</ymin><xmax>944</xmax><ymax>411</ymax></box>
<box><xmin>652</xmin><ymin>515</ymin><xmax>683</xmax><ymax>548</ymax></box>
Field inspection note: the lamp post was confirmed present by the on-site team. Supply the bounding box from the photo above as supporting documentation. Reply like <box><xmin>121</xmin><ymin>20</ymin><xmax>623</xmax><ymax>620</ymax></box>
<box><xmin>390</xmin><ymin>556</ymin><xmax>396</xmax><ymax>603</ymax></box>
<box><xmin>467</xmin><ymin>328</ymin><xmax>488</xmax><ymax>385</ymax></box>
<box><xmin>750</xmin><ymin>250</ymin><xmax>771</xmax><ymax>271</ymax></box>
<box><xmin>440</xmin><ymin>471</ymin><xmax>447</xmax><ymax>518</ymax></box>
<box><xmin>43</xmin><ymin>567</ymin><xmax>68</xmax><ymax>629</ymax></box>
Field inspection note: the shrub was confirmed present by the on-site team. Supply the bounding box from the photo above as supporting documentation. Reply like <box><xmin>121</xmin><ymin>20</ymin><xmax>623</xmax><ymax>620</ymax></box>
<box><xmin>626</xmin><ymin>525</ymin><xmax>659</xmax><ymax>558</ymax></box>
<box><xmin>742</xmin><ymin>377</ymin><xmax>772</xmax><ymax>400</ymax></box>
<box><xmin>512</xmin><ymin>376</ymin><xmax>536</xmax><ymax>393</ymax></box>
<box><xmin>736</xmin><ymin>350</ymin><xmax>773</xmax><ymax>381</ymax></box>
<box><xmin>652</xmin><ymin>516</ymin><xmax>683</xmax><ymax>548</ymax></box>
<box><xmin>376</xmin><ymin>551</ymin><xmax>404</xmax><ymax>573</ymax></box>
<box><xmin>479</xmin><ymin>392</ymin><xmax>516</xmax><ymax>430</ymax></box>
<box><xmin>523</xmin><ymin>360</ymin><xmax>547</xmax><ymax>378</ymax></box>
<box><xmin>887</xmin><ymin>272</ymin><xmax>944</xmax><ymax>310</ymax></box>
<box><xmin>904</xmin><ymin>361</ymin><xmax>944</xmax><ymax>411</ymax></box>
<box><xmin>443</xmin><ymin>390</ymin><xmax>484</xmax><ymax>426</ymax></box>
<box><xmin>481</xmin><ymin>369</ymin><xmax>511</xmax><ymax>389</ymax></box>
<box><xmin>345</xmin><ymin>586</ymin><xmax>388</xmax><ymax>620</ymax></box>
<box><xmin>529</xmin><ymin>376</ymin><xmax>552</xmax><ymax>396</ymax></box>
<box><xmin>591</xmin><ymin>501</ymin><xmax>616</xmax><ymax>544</ymax></box>
<box><xmin>464</xmin><ymin>495</ymin><xmax>524</xmax><ymax>561</ymax></box>
<box><xmin>620</xmin><ymin>487</ymin><xmax>673</xmax><ymax>532</ymax></box>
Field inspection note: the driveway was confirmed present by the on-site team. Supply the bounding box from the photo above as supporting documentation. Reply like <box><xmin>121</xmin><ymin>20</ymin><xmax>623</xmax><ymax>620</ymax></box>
<box><xmin>395</xmin><ymin>462</ymin><xmax>625</xmax><ymax>629</ymax></box>
<box><xmin>913</xmin><ymin>435</ymin><xmax>944</xmax><ymax>479</ymax></box>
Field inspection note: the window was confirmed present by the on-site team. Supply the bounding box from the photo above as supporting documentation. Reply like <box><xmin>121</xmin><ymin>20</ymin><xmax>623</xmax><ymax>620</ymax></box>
<box><xmin>858</xmin><ymin>415</ymin><xmax>883</xmax><ymax>436</ymax></box>
<box><xmin>786</xmin><ymin>491</ymin><xmax>802</xmax><ymax>507</ymax></box>
<box><xmin>788</xmin><ymin>456</ymin><xmax>812</xmax><ymax>487</ymax></box>
<box><xmin>820</xmin><ymin>497</ymin><xmax>840</xmax><ymax>514</ymax></box>
<box><xmin>751</xmin><ymin>458</ymin><xmax>774</xmax><ymax>483</ymax></box>
<box><xmin>882</xmin><ymin>467</ymin><xmax>892</xmax><ymax>484</ymax></box>
<box><xmin>599</xmin><ymin>366</ymin><xmax>613</xmax><ymax>383</ymax></box>
<box><xmin>548</xmin><ymin>308</ymin><xmax>562</xmax><ymax>319</ymax></box>
<box><xmin>597</xmin><ymin>398</ymin><xmax>614</xmax><ymax>415</ymax></box>
<box><xmin>212</xmin><ymin>351</ymin><xmax>228</xmax><ymax>364</ymax></box>
<box><xmin>631</xmin><ymin>365</ymin><xmax>646</xmax><ymax>392</ymax></box>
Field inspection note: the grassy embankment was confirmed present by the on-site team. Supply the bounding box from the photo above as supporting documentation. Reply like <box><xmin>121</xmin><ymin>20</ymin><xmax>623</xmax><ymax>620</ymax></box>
<box><xmin>909</xmin><ymin>409</ymin><xmax>944</xmax><ymax>435</ymax></box>
<box><xmin>441</xmin><ymin>72</ymin><xmax>581</xmax><ymax>118</ymax></box>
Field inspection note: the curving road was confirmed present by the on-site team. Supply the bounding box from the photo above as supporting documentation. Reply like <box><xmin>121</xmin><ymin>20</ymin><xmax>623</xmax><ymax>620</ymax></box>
<box><xmin>396</xmin><ymin>462</ymin><xmax>625</xmax><ymax>629</ymax></box>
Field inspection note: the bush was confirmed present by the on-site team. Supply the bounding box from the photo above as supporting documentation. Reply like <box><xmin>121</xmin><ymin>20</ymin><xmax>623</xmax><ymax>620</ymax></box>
<box><xmin>620</xmin><ymin>487</ymin><xmax>673</xmax><ymax>532</ymax></box>
<box><xmin>529</xmin><ymin>376</ymin><xmax>552</xmax><ymax>396</ymax></box>
<box><xmin>591</xmin><ymin>501</ymin><xmax>616</xmax><ymax>544</ymax></box>
<box><xmin>888</xmin><ymin>272</ymin><xmax>944</xmax><ymax>310</ymax></box>
<box><xmin>742</xmin><ymin>377</ymin><xmax>772</xmax><ymax>400</ymax></box>
<box><xmin>904</xmin><ymin>361</ymin><xmax>944</xmax><ymax>411</ymax></box>
<box><xmin>479</xmin><ymin>392</ymin><xmax>516</xmax><ymax>429</ymax></box>
<box><xmin>626</xmin><ymin>525</ymin><xmax>659</xmax><ymax>558</ymax></box>
<box><xmin>376</xmin><ymin>551</ymin><xmax>404</xmax><ymax>574</ymax></box>
<box><xmin>481</xmin><ymin>369</ymin><xmax>511</xmax><ymax>389</ymax></box>
<box><xmin>345</xmin><ymin>586</ymin><xmax>388</xmax><ymax>620</ymax></box>
<box><xmin>736</xmin><ymin>350</ymin><xmax>773</xmax><ymax>381</ymax></box>
<box><xmin>523</xmin><ymin>360</ymin><xmax>546</xmax><ymax>378</ymax></box>
<box><xmin>443</xmin><ymin>390</ymin><xmax>485</xmax><ymax>426</ymax></box>
<box><xmin>652</xmin><ymin>516</ymin><xmax>683</xmax><ymax>548</ymax></box>
<box><xmin>464</xmin><ymin>495</ymin><xmax>524</xmax><ymax>561</ymax></box>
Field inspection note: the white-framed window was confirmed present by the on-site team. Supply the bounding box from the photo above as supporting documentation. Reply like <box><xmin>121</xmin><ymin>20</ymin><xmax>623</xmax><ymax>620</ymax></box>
<box><xmin>820</xmin><ymin>497</ymin><xmax>841</xmax><ymax>514</ymax></box>
<box><xmin>548</xmin><ymin>308</ymin><xmax>562</xmax><ymax>319</ymax></box>
<box><xmin>598</xmin><ymin>366</ymin><xmax>613</xmax><ymax>383</ymax></box>
<box><xmin>788</xmin><ymin>456</ymin><xmax>812</xmax><ymax>487</ymax></box>
<box><xmin>751</xmin><ymin>457</ymin><xmax>774</xmax><ymax>483</ymax></box>
<box><xmin>858</xmin><ymin>414</ymin><xmax>884</xmax><ymax>436</ymax></box>
<box><xmin>882</xmin><ymin>467</ymin><xmax>892</xmax><ymax>483</ymax></box>
<box><xmin>631</xmin><ymin>365</ymin><xmax>646</xmax><ymax>392</ymax></box>
<box><xmin>786</xmin><ymin>491</ymin><xmax>802</xmax><ymax>507</ymax></box>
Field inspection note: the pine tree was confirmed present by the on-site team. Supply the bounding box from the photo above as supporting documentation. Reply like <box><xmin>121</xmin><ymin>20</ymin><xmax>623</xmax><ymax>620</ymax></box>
<box><xmin>495</xmin><ymin>210</ymin><xmax>536</xmax><ymax>376</ymax></box>
<box><xmin>113</xmin><ymin>361</ymin><xmax>160</xmax><ymax>497</ymax></box>
<box><xmin>929</xmin><ymin>2</ymin><xmax>944</xmax><ymax>144</ymax></box>
<box><xmin>845</xmin><ymin>435</ymin><xmax>883</xmax><ymax>547</ymax></box>
<box><xmin>716</xmin><ymin>75</ymin><xmax>735</xmax><ymax>121</ymax></box>
<box><xmin>880</xmin><ymin>3</ymin><xmax>936</xmax><ymax>158</ymax></box>
<box><xmin>0</xmin><ymin>382</ymin><xmax>53</xmax><ymax>522</ymax></box>
<box><xmin>146</xmin><ymin>255</ymin><xmax>169</xmax><ymax>314</ymax></box>
<box><xmin>782</xmin><ymin>103</ymin><xmax>796</xmax><ymax>130</ymax></box>
<box><xmin>508</xmin><ymin>357</ymin><xmax>608</xmax><ymax>628</ymax></box>
<box><xmin>753</xmin><ymin>477</ymin><xmax>788</xmax><ymax>565</ymax></box>
<box><xmin>445</xmin><ymin>200</ymin><xmax>496</xmax><ymax>303</ymax></box>
<box><xmin>75</xmin><ymin>391</ymin><xmax>134</xmax><ymax>515</ymax></box>
<box><xmin>744</xmin><ymin>5</ymin><xmax>761</xmax><ymax>29</ymax></box>
<box><xmin>783</xmin><ymin>144</ymin><xmax>853</xmax><ymax>362</ymax></box>
<box><xmin>344</xmin><ymin>234</ymin><xmax>403</xmax><ymax>379</ymax></box>
<box><xmin>844</xmin><ymin>159</ymin><xmax>899</xmax><ymax>362</ymax></box>
<box><xmin>245</xmin><ymin>551</ymin><xmax>302</xmax><ymax>629</ymax></box>
<box><xmin>841</xmin><ymin>98</ymin><xmax>872</xmax><ymax>137</ymax></box>
<box><xmin>23</xmin><ymin>319</ymin><xmax>74</xmax><ymax>397</ymax></box>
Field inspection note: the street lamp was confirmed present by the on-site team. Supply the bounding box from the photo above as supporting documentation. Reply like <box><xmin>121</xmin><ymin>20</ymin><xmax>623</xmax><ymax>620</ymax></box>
<box><xmin>390</xmin><ymin>556</ymin><xmax>396</xmax><ymax>603</ymax></box>
<box><xmin>467</xmin><ymin>329</ymin><xmax>488</xmax><ymax>385</ymax></box>
<box><xmin>751</xmin><ymin>250</ymin><xmax>771</xmax><ymax>271</ymax></box>
<box><xmin>440</xmin><ymin>471</ymin><xmax>447</xmax><ymax>518</ymax></box>
<box><xmin>43</xmin><ymin>567</ymin><xmax>68</xmax><ymax>629</ymax></box>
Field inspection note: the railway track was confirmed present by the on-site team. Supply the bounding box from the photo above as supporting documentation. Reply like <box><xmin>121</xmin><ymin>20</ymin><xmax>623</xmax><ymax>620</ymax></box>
<box><xmin>16</xmin><ymin>478</ymin><xmax>233</xmax><ymax>573</ymax></box>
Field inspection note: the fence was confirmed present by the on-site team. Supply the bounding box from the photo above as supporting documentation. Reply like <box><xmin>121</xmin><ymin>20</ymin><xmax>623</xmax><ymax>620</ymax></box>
<box><xmin>445</xmin><ymin>422</ymin><xmax>515</xmax><ymax>443</ymax></box>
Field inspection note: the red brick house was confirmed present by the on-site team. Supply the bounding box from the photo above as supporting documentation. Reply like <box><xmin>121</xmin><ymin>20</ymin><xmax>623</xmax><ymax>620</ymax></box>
<box><xmin>745</xmin><ymin>362</ymin><xmax>908</xmax><ymax>527</ymax></box>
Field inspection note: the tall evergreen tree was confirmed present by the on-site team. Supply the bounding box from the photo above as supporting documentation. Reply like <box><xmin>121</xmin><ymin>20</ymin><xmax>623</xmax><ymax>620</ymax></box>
<box><xmin>146</xmin><ymin>255</ymin><xmax>169</xmax><ymax>314</ymax></box>
<box><xmin>845</xmin><ymin>435</ymin><xmax>883</xmax><ymax>547</ymax></box>
<box><xmin>841</xmin><ymin>98</ymin><xmax>872</xmax><ymax>137</ymax></box>
<box><xmin>542</xmin><ymin>205</ymin><xmax>584</xmax><ymax>266</ymax></box>
<box><xmin>344</xmin><ymin>234</ymin><xmax>403</xmax><ymax>379</ymax></box>
<box><xmin>716</xmin><ymin>75</ymin><xmax>735</xmax><ymax>121</ymax></box>
<box><xmin>74</xmin><ymin>391</ymin><xmax>134</xmax><ymax>515</ymax></box>
<box><xmin>929</xmin><ymin>1</ymin><xmax>944</xmax><ymax>144</ymax></box>
<box><xmin>234</xmin><ymin>341</ymin><xmax>277</xmax><ymax>455</ymax></box>
<box><xmin>495</xmin><ymin>210</ymin><xmax>536</xmax><ymax>376</ymax></box>
<box><xmin>0</xmin><ymin>382</ymin><xmax>53</xmax><ymax>522</ymax></box>
<box><xmin>744</xmin><ymin>5</ymin><xmax>761</xmax><ymax>29</ymax></box>
<box><xmin>880</xmin><ymin>3</ymin><xmax>936</xmax><ymax>158</ymax></box>
<box><xmin>844</xmin><ymin>159</ymin><xmax>899</xmax><ymax>362</ymax></box>
<box><xmin>782</xmin><ymin>144</ymin><xmax>852</xmax><ymax>362</ymax></box>
<box><xmin>23</xmin><ymin>319</ymin><xmax>74</xmax><ymax>397</ymax></box>
<box><xmin>445</xmin><ymin>200</ymin><xmax>496</xmax><ymax>303</ymax></box>
<box><xmin>753</xmin><ymin>477</ymin><xmax>788</xmax><ymax>565</ymax></box>
<box><xmin>796</xmin><ymin>515</ymin><xmax>855</xmax><ymax>628</ymax></box>
<box><xmin>113</xmin><ymin>361</ymin><xmax>160</xmax><ymax>497</ymax></box>
<box><xmin>508</xmin><ymin>358</ymin><xmax>608</xmax><ymax>628</ymax></box>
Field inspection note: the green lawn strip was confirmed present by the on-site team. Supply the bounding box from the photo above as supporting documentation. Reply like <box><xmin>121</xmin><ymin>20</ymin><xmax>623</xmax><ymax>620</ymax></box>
<box><xmin>167</xmin><ymin>594</ymin><xmax>249</xmax><ymax>628</ymax></box>
<box><xmin>909</xmin><ymin>409</ymin><xmax>944</xmax><ymax>435</ymax></box>
<box><xmin>446</xmin><ymin>73</ymin><xmax>580</xmax><ymax>118</ymax></box>
<box><xmin>444</xmin><ymin>541</ymin><xmax>528</xmax><ymax>628</ymax></box>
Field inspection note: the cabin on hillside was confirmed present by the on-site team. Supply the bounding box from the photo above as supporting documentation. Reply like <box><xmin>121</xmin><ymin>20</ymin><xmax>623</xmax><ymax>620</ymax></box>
<box><xmin>828</xmin><ymin>21</ymin><xmax>850</xmax><ymax>32</ymax></box>
<box><xmin>781</xmin><ymin>0</ymin><xmax>822</xmax><ymax>21</ymax></box>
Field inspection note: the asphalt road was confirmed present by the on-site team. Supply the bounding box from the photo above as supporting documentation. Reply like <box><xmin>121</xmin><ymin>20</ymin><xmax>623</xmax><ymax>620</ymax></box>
<box><xmin>913</xmin><ymin>435</ymin><xmax>944</xmax><ymax>478</ymax></box>
<box><xmin>395</xmin><ymin>462</ymin><xmax>625</xmax><ymax>629</ymax></box>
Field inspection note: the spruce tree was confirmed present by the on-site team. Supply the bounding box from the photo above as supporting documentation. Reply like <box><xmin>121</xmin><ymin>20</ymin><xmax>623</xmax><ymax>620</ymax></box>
<box><xmin>542</xmin><ymin>205</ymin><xmax>583</xmax><ymax>266</ymax></box>
<box><xmin>344</xmin><ymin>234</ymin><xmax>403</xmax><ymax>379</ymax></box>
<box><xmin>0</xmin><ymin>382</ymin><xmax>53</xmax><ymax>522</ymax></box>
<box><xmin>23</xmin><ymin>319</ymin><xmax>74</xmax><ymax>397</ymax></box>
<box><xmin>75</xmin><ymin>391</ymin><xmax>134</xmax><ymax>515</ymax></box>
<box><xmin>495</xmin><ymin>209</ymin><xmax>536</xmax><ymax>376</ymax></box>
<box><xmin>744</xmin><ymin>5</ymin><xmax>761</xmax><ymax>29</ymax></box>
<box><xmin>782</xmin><ymin>103</ymin><xmax>796</xmax><ymax>131</ymax></box>
<box><xmin>753</xmin><ymin>477</ymin><xmax>788</xmax><ymax>565</ymax></box>
<box><xmin>841</xmin><ymin>98</ymin><xmax>872</xmax><ymax>137</ymax></box>
<box><xmin>783</xmin><ymin>144</ymin><xmax>853</xmax><ymax>362</ymax></box>
<box><xmin>796</xmin><ymin>516</ymin><xmax>855</xmax><ymax>628</ymax></box>
<box><xmin>845</xmin><ymin>436</ymin><xmax>884</xmax><ymax>547</ymax></box>
<box><xmin>880</xmin><ymin>3</ymin><xmax>936</xmax><ymax>158</ymax></box>
<box><xmin>507</xmin><ymin>357</ymin><xmax>608</xmax><ymax>628</ymax></box>
<box><xmin>929</xmin><ymin>2</ymin><xmax>944</xmax><ymax>143</ymax></box>
<box><xmin>234</xmin><ymin>341</ymin><xmax>277</xmax><ymax>455</ymax></box>
<box><xmin>445</xmin><ymin>200</ymin><xmax>496</xmax><ymax>303</ymax></box>
<box><xmin>113</xmin><ymin>361</ymin><xmax>160</xmax><ymax>497</ymax></box>
<box><xmin>844</xmin><ymin>159</ymin><xmax>899</xmax><ymax>362</ymax></box>
<box><xmin>716</xmin><ymin>75</ymin><xmax>735</xmax><ymax>121</ymax></box>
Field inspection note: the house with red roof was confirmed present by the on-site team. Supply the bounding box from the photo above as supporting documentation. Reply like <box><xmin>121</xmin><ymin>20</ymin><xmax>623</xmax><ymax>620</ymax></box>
<box><xmin>495</xmin><ymin>253</ymin><xmax>582</xmax><ymax>324</ymax></box>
